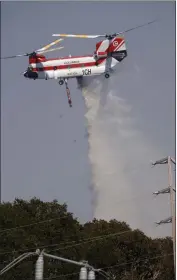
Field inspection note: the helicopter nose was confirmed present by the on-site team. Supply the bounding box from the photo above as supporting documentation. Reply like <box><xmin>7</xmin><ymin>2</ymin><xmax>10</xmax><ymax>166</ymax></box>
<box><xmin>23</xmin><ymin>71</ymin><xmax>38</xmax><ymax>79</ymax></box>
<box><xmin>24</xmin><ymin>71</ymin><xmax>28</xmax><ymax>78</ymax></box>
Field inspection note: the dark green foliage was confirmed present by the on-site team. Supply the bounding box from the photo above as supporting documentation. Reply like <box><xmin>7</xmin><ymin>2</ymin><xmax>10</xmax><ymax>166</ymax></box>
<box><xmin>0</xmin><ymin>198</ymin><xmax>174</xmax><ymax>280</ymax></box>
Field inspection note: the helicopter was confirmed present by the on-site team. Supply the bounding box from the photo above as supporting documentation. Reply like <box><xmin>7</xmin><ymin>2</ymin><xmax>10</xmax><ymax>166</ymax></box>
<box><xmin>1</xmin><ymin>20</ymin><xmax>156</xmax><ymax>107</ymax></box>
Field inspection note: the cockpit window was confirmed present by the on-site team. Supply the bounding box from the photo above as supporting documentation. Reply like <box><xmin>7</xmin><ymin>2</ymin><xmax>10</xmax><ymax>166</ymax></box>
<box><xmin>27</xmin><ymin>65</ymin><xmax>33</xmax><ymax>71</ymax></box>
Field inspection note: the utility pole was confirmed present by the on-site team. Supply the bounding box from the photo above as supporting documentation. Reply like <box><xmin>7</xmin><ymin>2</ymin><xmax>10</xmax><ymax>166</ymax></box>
<box><xmin>167</xmin><ymin>156</ymin><xmax>176</xmax><ymax>272</ymax></box>
<box><xmin>152</xmin><ymin>156</ymin><xmax>176</xmax><ymax>274</ymax></box>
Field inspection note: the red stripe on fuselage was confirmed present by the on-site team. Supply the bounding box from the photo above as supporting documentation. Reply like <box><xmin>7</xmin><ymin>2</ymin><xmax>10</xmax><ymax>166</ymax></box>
<box><xmin>33</xmin><ymin>58</ymin><xmax>106</xmax><ymax>72</ymax></box>
<box><xmin>45</xmin><ymin>54</ymin><xmax>93</xmax><ymax>61</ymax></box>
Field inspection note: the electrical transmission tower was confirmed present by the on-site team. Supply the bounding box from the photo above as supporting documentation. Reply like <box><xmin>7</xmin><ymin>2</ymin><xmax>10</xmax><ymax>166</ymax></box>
<box><xmin>151</xmin><ymin>156</ymin><xmax>176</xmax><ymax>274</ymax></box>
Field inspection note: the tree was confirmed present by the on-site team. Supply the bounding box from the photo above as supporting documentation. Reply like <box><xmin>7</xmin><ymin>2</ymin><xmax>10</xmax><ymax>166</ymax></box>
<box><xmin>0</xmin><ymin>198</ymin><xmax>82</xmax><ymax>279</ymax></box>
<box><xmin>0</xmin><ymin>198</ymin><xmax>175</xmax><ymax>280</ymax></box>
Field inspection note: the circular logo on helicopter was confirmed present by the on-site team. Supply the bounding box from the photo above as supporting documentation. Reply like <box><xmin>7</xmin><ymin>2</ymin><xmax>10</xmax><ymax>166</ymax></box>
<box><xmin>113</xmin><ymin>41</ymin><xmax>118</xmax><ymax>46</ymax></box>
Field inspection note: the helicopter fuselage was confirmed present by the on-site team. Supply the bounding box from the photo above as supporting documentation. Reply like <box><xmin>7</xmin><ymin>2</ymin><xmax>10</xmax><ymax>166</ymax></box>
<box><xmin>24</xmin><ymin>37</ymin><xmax>127</xmax><ymax>81</ymax></box>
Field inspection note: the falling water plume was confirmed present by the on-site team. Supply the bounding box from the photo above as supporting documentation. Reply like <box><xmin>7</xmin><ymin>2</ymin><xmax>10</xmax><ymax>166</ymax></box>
<box><xmin>80</xmin><ymin>72</ymin><xmax>167</xmax><ymax>237</ymax></box>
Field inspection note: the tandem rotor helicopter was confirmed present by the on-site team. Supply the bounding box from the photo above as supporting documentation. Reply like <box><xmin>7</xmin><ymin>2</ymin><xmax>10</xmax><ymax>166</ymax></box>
<box><xmin>1</xmin><ymin>20</ymin><xmax>156</xmax><ymax>107</ymax></box>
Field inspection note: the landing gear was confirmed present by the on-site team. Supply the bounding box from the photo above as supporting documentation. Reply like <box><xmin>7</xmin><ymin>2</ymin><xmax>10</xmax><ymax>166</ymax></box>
<box><xmin>59</xmin><ymin>79</ymin><xmax>64</xmax><ymax>85</ymax></box>
<box><xmin>105</xmin><ymin>73</ymin><xmax>110</xmax><ymax>79</ymax></box>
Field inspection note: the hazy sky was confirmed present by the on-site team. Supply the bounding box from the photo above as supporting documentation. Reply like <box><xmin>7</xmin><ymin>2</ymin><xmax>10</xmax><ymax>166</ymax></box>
<box><xmin>1</xmin><ymin>2</ymin><xmax>175</xmax><ymax>236</ymax></box>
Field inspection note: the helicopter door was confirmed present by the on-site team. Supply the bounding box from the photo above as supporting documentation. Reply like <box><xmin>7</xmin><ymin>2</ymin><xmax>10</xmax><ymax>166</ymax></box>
<box><xmin>67</xmin><ymin>65</ymin><xmax>71</xmax><ymax>76</ymax></box>
<box><xmin>53</xmin><ymin>66</ymin><xmax>58</xmax><ymax>79</ymax></box>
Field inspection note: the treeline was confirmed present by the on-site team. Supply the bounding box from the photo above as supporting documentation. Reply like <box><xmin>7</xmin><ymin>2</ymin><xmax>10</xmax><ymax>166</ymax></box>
<box><xmin>0</xmin><ymin>198</ymin><xmax>174</xmax><ymax>279</ymax></box>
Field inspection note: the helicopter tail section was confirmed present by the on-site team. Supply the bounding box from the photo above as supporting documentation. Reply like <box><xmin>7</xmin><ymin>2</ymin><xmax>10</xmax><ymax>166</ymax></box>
<box><xmin>95</xmin><ymin>37</ymin><xmax>127</xmax><ymax>61</ymax></box>
<box><xmin>109</xmin><ymin>37</ymin><xmax>127</xmax><ymax>62</ymax></box>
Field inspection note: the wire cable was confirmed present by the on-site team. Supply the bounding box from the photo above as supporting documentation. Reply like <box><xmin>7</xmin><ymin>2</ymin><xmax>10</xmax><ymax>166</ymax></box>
<box><xmin>48</xmin><ymin>229</ymin><xmax>150</xmax><ymax>253</ymax></box>
<box><xmin>0</xmin><ymin>215</ymin><xmax>70</xmax><ymax>234</ymax></box>
<box><xmin>0</xmin><ymin>251</ymin><xmax>38</xmax><ymax>275</ymax></box>
<box><xmin>0</xmin><ymin>252</ymin><xmax>28</xmax><ymax>274</ymax></box>
<box><xmin>1</xmin><ymin>225</ymin><xmax>171</xmax><ymax>257</ymax></box>
<box><xmin>0</xmin><ymin>191</ymin><xmax>157</xmax><ymax>235</ymax></box>
<box><xmin>0</xmin><ymin>229</ymin><xmax>134</xmax><ymax>256</ymax></box>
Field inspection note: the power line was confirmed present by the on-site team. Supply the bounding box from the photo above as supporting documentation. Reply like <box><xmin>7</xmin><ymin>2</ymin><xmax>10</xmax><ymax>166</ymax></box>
<box><xmin>1</xmin><ymin>242</ymin><xmax>174</xmax><ymax>279</ymax></box>
<box><xmin>0</xmin><ymin>226</ymin><xmax>121</xmax><ymax>255</ymax></box>
<box><xmin>0</xmin><ymin>226</ymin><xmax>126</xmax><ymax>255</ymax></box>
<box><xmin>1</xmin><ymin>218</ymin><xmax>173</xmax><ymax>257</ymax></box>
<box><xmin>0</xmin><ymin>215</ymin><xmax>70</xmax><ymax>234</ymax></box>
<box><xmin>0</xmin><ymin>191</ymin><xmax>153</xmax><ymax>235</ymax></box>
<box><xmin>100</xmin><ymin>252</ymin><xmax>174</xmax><ymax>270</ymax></box>
<box><xmin>0</xmin><ymin>251</ymin><xmax>38</xmax><ymax>276</ymax></box>
<box><xmin>0</xmin><ymin>222</ymin><xmax>122</xmax><ymax>239</ymax></box>
<box><xmin>49</xmin><ymin>230</ymin><xmax>143</xmax><ymax>253</ymax></box>
<box><xmin>0</xmin><ymin>229</ymin><xmax>135</xmax><ymax>256</ymax></box>
<box><xmin>56</xmin><ymin>252</ymin><xmax>174</xmax><ymax>279</ymax></box>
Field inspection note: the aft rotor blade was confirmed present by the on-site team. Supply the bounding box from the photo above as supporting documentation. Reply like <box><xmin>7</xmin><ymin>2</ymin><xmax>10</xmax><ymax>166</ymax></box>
<box><xmin>0</xmin><ymin>53</ymin><xmax>28</xmax><ymax>59</ymax></box>
<box><xmin>36</xmin><ymin>38</ymin><xmax>64</xmax><ymax>52</ymax></box>
<box><xmin>52</xmin><ymin>33</ymin><xmax>103</xmax><ymax>39</ymax></box>
<box><xmin>37</xmin><ymin>46</ymin><xmax>64</xmax><ymax>54</ymax></box>
<box><xmin>115</xmin><ymin>19</ymin><xmax>157</xmax><ymax>36</ymax></box>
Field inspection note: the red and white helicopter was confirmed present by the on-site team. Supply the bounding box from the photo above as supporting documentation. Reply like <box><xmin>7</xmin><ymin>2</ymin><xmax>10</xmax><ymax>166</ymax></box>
<box><xmin>1</xmin><ymin>21</ymin><xmax>156</xmax><ymax>107</ymax></box>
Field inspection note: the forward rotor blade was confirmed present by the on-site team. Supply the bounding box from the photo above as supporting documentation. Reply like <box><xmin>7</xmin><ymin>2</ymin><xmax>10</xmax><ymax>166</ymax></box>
<box><xmin>36</xmin><ymin>38</ymin><xmax>64</xmax><ymax>52</ymax></box>
<box><xmin>1</xmin><ymin>39</ymin><xmax>64</xmax><ymax>60</ymax></box>
<box><xmin>0</xmin><ymin>54</ymin><xmax>28</xmax><ymax>59</ymax></box>
<box><xmin>37</xmin><ymin>46</ymin><xmax>64</xmax><ymax>54</ymax></box>
<box><xmin>52</xmin><ymin>33</ymin><xmax>103</xmax><ymax>39</ymax></box>
<box><xmin>115</xmin><ymin>19</ymin><xmax>157</xmax><ymax>36</ymax></box>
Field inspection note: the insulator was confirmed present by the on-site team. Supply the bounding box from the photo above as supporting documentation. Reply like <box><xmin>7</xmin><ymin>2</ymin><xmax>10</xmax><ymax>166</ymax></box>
<box><xmin>79</xmin><ymin>267</ymin><xmax>87</xmax><ymax>280</ymax></box>
<box><xmin>88</xmin><ymin>270</ymin><xmax>96</xmax><ymax>280</ymax></box>
<box><xmin>35</xmin><ymin>254</ymin><xmax>44</xmax><ymax>280</ymax></box>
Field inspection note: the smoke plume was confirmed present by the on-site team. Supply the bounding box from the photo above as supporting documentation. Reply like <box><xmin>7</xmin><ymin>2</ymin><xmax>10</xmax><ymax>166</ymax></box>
<box><xmin>80</xmin><ymin>68</ymin><xmax>170</xmax><ymax>237</ymax></box>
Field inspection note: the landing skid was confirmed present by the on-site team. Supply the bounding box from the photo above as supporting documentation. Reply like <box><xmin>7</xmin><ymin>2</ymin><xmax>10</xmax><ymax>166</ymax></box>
<box><xmin>58</xmin><ymin>79</ymin><xmax>72</xmax><ymax>108</ymax></box>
